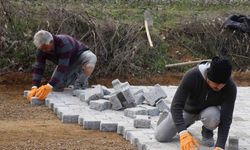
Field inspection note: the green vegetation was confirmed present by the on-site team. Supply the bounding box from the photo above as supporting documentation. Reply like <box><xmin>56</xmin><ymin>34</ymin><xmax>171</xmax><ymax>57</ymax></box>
<box><xmin>1</xmin><ymin>0</ymin><xmax>250</xmax><ymax>76</ymax></box>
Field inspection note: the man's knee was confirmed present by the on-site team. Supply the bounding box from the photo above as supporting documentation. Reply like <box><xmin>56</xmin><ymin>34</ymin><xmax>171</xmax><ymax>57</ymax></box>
<box><xmin>200</xmin><ymin>106</ymin><xmax>220</xmax><ymax>130</ymax></box>
<box><xmin>83</xmin><ymin>64</ymin><xmax>95</xmax><ymax>76</ymax></box>
<box><xmin>155</xmin><ymin>129</ymin><xmax>173</xmax><ymax>142</ymax></box>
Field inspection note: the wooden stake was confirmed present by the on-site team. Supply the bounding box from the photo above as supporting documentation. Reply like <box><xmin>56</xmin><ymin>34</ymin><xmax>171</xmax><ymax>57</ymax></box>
<box><xmin>144</xmin><ymin>20</ymin><xmax>153</xmax><ymax>47</ymax></box>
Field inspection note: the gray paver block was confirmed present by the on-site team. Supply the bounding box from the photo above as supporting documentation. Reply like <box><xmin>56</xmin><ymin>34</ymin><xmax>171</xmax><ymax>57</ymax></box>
<box><xmin>101</xmin><ymin>85</ymin><xmax>112</xmax><ymax>95</ymax></box>
<box><xmin>53</xmin><ymin>103</ymin><xmax>67</xmax><ymax>114</ymax></box>
<box><xmin>156</xmin><ymin>99</ymin><xmax>170</xmax><ymax>112</ymax></box>
<box><xmin>83</xmin><ymin>117</ymin><xmax>101</xmax><ymax>130</ymax></box>
<box><xmin>31</xmin><ymin>97</ymin><xmax>45</xmax><ymax>106</ymax></box>
<box><xmin>157</xmin><ymin>110</ymin><xmax>169</xmax><ymax>125</ymax></box>
<box><xmin>79</xmin><ymin>93</ymin><xmax>85</xmax><ymax>102</ymax></box>
<box><xmin>89</xmin><ymin>99</ymin><xmax>112</xmax><ymax>111</ymax></box>
<box><xmin>61</xmin><ymin>114</ymin><xmax>79</xmax><ymax>123</ymax></box>
<box><xmin>100</xmin><ymin>122</ymin><xmax>118</xmax><ymax>132</ymax></box>
<box><xmin>134</xmin><ymin>89</ymin><xmax>145</xmax><ymax>105</ymax></box>
<box><xmin>124</xmin><ymin>107</ymin><xmax>148</xmax><ymax>118</ymax></box>
<box><xmin>103</xmin><ymin>95</ymin><xmax>112</xmax><ymax>100</ymax></box>
<box><xmin>134</xmin><ymin>115</ymin><xmax>151</xmax><ymax>128</ymax></box>
<box><xmin>23</xmin><ymin>90</ymin><xmax>29</xmax><ymax>97</ymax></box>
<box><xmin>57</xmin><ymin>107</ymin><xmax>70</xmax><ymax>119</ymax></box>
<box><xmin>143</xmin><ymin>84</ymin><xmax>167</xmax><ymax>106</ymax></box>
<box><xmin>110</xmin><ymin>93</ymin><xmax>123</xmax><ymax>110</ymax></box>
<box><xmin>112</xmin><ymin>79</ymin><xmax>121</xmax><ymax>90</ymax></box>
<box><xmin>45</xmin><ymin>98</ymin><xmax>50</xmax><ymax>106</ymax></box>
<box><xmin>112</xmin><ymin>79</ymin><xmax>130</xmax><ymax>91</ymax></box>
<box><xmin>80</xmin><ymin>86</ymin><xmax>104</xmax><ymax>103</ymax></box>
<box><xmin>228</xmin><ymin>136</ymin><xmax>239</xmax><ymax>150</ymax></box>
<box><xmin>138</xmin><ymin>105</ymin><xmax>160</xmax><ymax>116</ymax></box>
<box><xmin>72</xmin><ymin>89</ymin><xmax>85</xmax><ymax>97</ymax></box>
<box><xmin>117</xmin><ymin>87</ymin><xmax>136</xmax><ymax>108</ymax></box>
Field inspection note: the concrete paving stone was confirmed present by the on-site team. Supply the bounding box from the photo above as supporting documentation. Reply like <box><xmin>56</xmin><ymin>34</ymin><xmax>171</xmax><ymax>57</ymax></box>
<box><xmin>101</xmin><ymin>85</ymin><xmax>113</xmax><ymax>95</ymax></box>
<box><xmin>143</xmin><ymin>141</ymin><xmax>179</xmax><ymax>150</ymax></box>
<box><xmin>23</xmin><ymin>90</ymin><xmax>29</xmax><ymax>97</ymax></box>
<box><xmin>64</xmin><ymin>100</ymin><xmax>82</xmax><ymax>105</ymax></box>
<box><xmin>82</xmin><ymin>116</ymin><xmax>101</xmax><ymax>130</ymax></box>
<box><xmin>119</xmin><ymin>88</ymin><xmax>136</xmax><ymax>104</ymax></box>
<box><xmin>134</xmin><ymin>115</ymin><xmax>151</xmax><ymax>128</ymax></box>
<box><xmin>57</xmin><ymin>107</ymin><xmax>70</xmax><ymax>119</ymax></box>
<box><xmin>110</xmin><ymin>93</ymin><xmax>123</xmax><ymax>110</ymax></box>
<box><xmin>134</xmin><ymin>89</ymin><xmax>146</xmax><ymax>105</ymax></box>
<box><xmin>137</xmin><ymin>105</ymin><xmax>160</xmax><ymax>116</ymax></box>
<box><xmin>228</xmin><ymin>136</ymin><xmax>239</xmax><ymax>150</ymax></box>
<box><xmin>156</xmin><ymin>99</ymin><xmax>170</xmax><ymax>112</ymax></box>
<box><xmin>156</xmin><ymin>110</ymin><xmax>169</xmax><ymax>126</ymax></box>
<box><xmin>30</xmin><ymin>97</ymin><xmax>45</xmax><ymax>106</ymax></box>
<box><xmin>112</xmin><ymin>79</ymin><xmax>121</xmax><ymax>90</ymax></box>
<box><xmin>61</xmin><ymin>113</ymin><xmax>79</xmax><ymax>123</ymax></box>
<box><xmin>100</xmin><ymin>122</ymin><xmax>118</xmax><ymax>132</ymax></box>
<box><xmin>80</xmin><ymin>86</ymin><xmax>104</xmax><ymax>104</ymax></box>
<box><xmin>45</xmin><ymin>98</ymin><xmax>50</xmax><ymax>106</ymax></box>
<box><xmin>53</xmin><ymin>103</ymin><xmax>67</xmax><ymax>114</ymax></box>
<box><xmin>45</xmin><ymin>86</ymin><xmax>250</xmax><ymax>150</ymax></box>
<box><xmin>112</xmin><ymin>79</ymin><xmax>130</xmax><ymax>91</ymax></box>
<box><xmin>103</xmin><ymin>95</ymin><xmax>112</xmax><ymax>100</ymax></box>
<box><xmin>89</xmin><ymin>99</ymin><xmax>112</xmax><ymax>111</ymax></box>
<box><xmin>79</xmin><ymin>93</ymin><xmax>85</xmax><ymax>102</ymax></box>
<box><xmin>125</xmin><ymin>130</ymin><xmax>143</xmax><ymax>144</ymax></box>
<box><xmin>143</xmin><ymin>84</ymin><xmax>167</xmax><ymax>106</ymax></box>
<box><xmin>72</xmin><ymin>89</ymin><xmax>85</xmax><ymax>97</ymax></box>
<box><xmin>124</xmin><ymin>107</ymin><xmax>148</xmax><ymax>118</ymax></box>
<box><xmin>78</xmin><ymin>111</ymin><xmax>93</xmax><ymax>126</ymax></box>
<box><xmin>117</xmin><ymin>88</ymin><xmax>136</xmax><ymax>108</ymax></box>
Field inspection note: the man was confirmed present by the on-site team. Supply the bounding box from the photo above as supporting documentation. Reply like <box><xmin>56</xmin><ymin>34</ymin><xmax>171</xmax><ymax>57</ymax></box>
<box><xmin>27</xmin><ymin>30</ymin><xmax>97</xmax><ymax>101</ymax></box>
<box><xmin>155</xmin><ymin>56</ymin><xmax>237</xmax><ymax>150</ymax></box>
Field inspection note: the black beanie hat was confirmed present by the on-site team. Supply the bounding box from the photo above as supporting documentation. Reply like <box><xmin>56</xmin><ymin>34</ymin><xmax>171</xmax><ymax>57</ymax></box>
<box><xmin>207</xmin><ymin>56</ymin><xmax>232</xmax><ymax>84</ymax></box>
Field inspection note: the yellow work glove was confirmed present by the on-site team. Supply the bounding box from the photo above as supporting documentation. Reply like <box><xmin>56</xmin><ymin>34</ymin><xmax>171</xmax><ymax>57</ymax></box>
<box><xmin>179</xmin><ymin>130</ymin><xmax>200</xmax><ymax>150</ymax></box>
<box><xmin>27</xmin><ymin>87</ymin><xmax>37</xmax><ymax>102</ymax></box>
<box><xmin>35</xmin><ymin>84</ymin><xmax>53</xmax><ymax>100</ymax></box>
<box><xmin>214</xmin><ymin>147</ymin><xmax>223</xmax><ymax>150</ymax></box>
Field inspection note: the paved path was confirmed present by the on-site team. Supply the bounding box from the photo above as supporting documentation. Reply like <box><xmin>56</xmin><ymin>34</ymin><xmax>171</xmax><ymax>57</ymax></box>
<box><xmin>45</xmin><ymin>86</ymin><xmax>250</xmax><ymax>150</ymax></box>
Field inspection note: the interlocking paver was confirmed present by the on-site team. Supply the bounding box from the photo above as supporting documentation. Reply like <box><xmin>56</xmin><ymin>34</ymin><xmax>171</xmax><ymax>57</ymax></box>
<box><xmin>43</xmin><ymin>86</ymin><xmax>250</xmax><ymax>150</ymax></box>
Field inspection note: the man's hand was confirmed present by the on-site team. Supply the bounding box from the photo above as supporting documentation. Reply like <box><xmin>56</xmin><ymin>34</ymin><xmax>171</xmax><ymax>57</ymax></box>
<box><xmin>35</xmin><ymin>84</ymin><xmax>53</xmax><ymax>100</ymax></box>
<box><xmin>180</xmin><ymin>130</ymin><xmax>200</xmax><ymax>150</ymax></box>
<box><xmin>214</xmin><ymin>147</ymin><xmax>223</xmax><ymax>150</ymax></box>
<box><xmin>27</xmin><ymin>87</ymin><xmax>37</xmax><ymax>102</ymax></box>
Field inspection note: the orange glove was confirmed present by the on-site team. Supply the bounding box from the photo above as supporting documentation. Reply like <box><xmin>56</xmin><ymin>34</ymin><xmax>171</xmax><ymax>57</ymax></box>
<box><xmin>27</xmin><ymin>87</ymin><xmax>37</xmax><ymax>102</ymax></box>
<box><xmin>214</xmin><ymin>147</ymin><xmax>223</xmax><ymax>150</ymax></box>
<box><xmin>179</xmin><ymin>130</ymin><xmax>200</xmax><ymax>150</ymax></box>
<box><xmin>35</xmin><ymin>84</ymin><xmax>53</xmax><ymax>100</ymax></box>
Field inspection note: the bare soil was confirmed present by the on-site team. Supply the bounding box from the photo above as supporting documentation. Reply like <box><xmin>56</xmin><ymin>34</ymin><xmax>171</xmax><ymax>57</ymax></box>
<box><xmin>0</xmin><ymin>73</ymin><xmax>136</xmax><ymax>150</ymax></box>
<box><xmin>0</xmin><ymin>71</ymin><xmax>249</xmax><ymax>150</ymax></box>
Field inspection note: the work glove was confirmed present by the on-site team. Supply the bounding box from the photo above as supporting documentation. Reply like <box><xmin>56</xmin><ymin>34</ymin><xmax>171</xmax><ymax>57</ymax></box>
<box><xmin>27</xmin><ymin>87</ymin><xmax>37</xmax><ymax>102</ymax></box>
<box><xmin>179</xmin><ymin>130</ymin><xmax>200</xmax><ymax>150</ymax></box>
<box><xmin>35</xmin><ymin>83</ymin><xmax>53</xmax><ymax>100</ymax></box>
<box><xmin>214</xmin><ymin>147</ymin><xmax>223</xmax><ymax>150</ymax></box>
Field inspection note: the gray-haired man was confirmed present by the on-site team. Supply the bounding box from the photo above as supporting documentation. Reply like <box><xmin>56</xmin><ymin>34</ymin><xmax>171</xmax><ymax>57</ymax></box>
<box><xmin>27</xmin><ymin>30</ymin><xmax>97</xmax><ymax>101</ymax></box>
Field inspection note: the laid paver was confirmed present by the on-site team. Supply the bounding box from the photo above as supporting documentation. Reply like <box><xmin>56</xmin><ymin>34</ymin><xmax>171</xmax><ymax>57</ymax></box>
<box><xmin>43</xmin><ymin>85</ymin><xmax>250</xmax><ymax>150</ymax></box>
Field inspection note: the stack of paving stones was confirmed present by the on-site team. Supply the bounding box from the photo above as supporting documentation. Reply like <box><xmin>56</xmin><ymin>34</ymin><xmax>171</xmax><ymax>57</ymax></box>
<box><xmin>23</xmin><ymin>81</ymin><xmax>250</xmax><ymax>150</ymax></box>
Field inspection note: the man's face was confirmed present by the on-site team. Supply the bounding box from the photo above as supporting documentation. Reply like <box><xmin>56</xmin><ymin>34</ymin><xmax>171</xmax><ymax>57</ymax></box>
<box><xmin>39</xmin><ymin>41</ymin><xmax>54</xmax><ymax>53</ymax></box>
<box><xmin>206</xmin><ymin>78</ymin><xmax>225</xmax><ymax>92</ymax></box>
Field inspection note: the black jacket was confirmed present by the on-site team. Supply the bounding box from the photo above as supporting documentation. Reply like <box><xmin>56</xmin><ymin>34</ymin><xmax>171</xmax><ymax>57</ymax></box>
<box><xmin>171</xmin><ymin>65</ymin><xmax>237</xmax><ymax>148</ymax></box>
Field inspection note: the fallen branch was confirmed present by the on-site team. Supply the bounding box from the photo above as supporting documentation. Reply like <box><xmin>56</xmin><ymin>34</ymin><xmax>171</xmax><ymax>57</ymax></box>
<box><xmin>165</xmin><ymin>59</ymin><xmax>211</xmax><ymax>68</ymax></box>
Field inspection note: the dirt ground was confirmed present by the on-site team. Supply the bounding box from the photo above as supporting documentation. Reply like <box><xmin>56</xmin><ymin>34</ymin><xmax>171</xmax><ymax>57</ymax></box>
<box><xmin>0</xmin><ymin>72</ymin><xmax>249</xmax><ymax>150</ymax></box>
